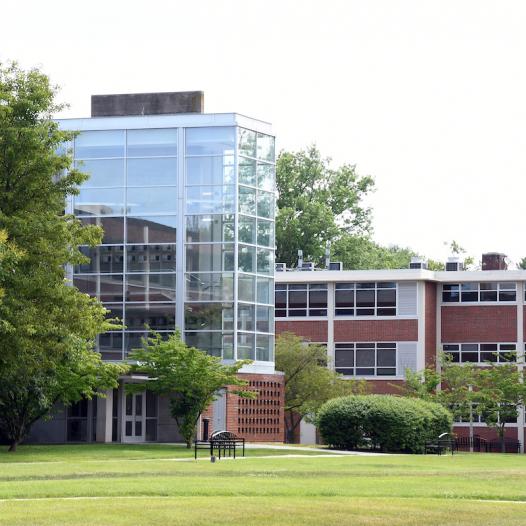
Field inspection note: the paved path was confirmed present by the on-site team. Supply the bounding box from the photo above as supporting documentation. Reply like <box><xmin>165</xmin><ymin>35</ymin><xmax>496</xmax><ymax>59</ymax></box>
<box><xmin>244</xmin><ymin>443</ymin><xmax>386</xmax><ymax>456</ymax></box>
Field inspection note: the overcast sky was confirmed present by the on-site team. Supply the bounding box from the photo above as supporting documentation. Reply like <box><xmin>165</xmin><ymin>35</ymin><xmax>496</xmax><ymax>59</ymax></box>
<box><xmin>2</xmin><ymin>0</ymin><xmax>525</xmax><ymax>266</ymax></box>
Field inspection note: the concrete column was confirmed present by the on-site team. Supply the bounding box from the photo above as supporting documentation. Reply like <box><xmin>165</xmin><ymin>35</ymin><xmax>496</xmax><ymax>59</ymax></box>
<box><xmin>416</xmin><ymin>281</ymin><xmax>426</xmax><ymax>372</ymax></box>
<box><xmin>96</xmin><ymin>390</ymin><xmax>113</xmax><ymax>443</ymax></box>
<box><xmin>326</xmin><ymin>282</ymin><xmax>335</xmax><ymax>370</ymax></box>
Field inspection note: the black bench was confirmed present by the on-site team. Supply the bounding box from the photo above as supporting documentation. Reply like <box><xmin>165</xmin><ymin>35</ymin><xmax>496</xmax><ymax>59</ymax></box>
<box><xmin>425</xmin><ymin>432</ymin><xmax>454</xmax><ymax>455</ymax></box>
<box><xmin>194</xmin><ymin>430</ymin><xmax>245</xmax><ymax>460</ymax></box>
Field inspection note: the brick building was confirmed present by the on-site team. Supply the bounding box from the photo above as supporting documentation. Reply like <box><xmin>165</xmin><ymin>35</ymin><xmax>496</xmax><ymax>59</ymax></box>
<box><xmin>275</xmin><ymin>253</ymin><xmax>526</xmax><ymax>448</ymax></box>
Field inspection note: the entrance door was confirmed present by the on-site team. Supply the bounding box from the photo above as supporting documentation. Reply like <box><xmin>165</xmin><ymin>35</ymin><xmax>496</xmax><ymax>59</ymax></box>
<box><xmin>123</xmin><ymin>392</ymin><xmax>145</xmax><ymax>442</ymax></box>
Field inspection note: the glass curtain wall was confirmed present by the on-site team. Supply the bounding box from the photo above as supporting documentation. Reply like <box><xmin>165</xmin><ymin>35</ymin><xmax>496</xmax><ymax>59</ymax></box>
<box><xmin>72</xmin><ymin>129</ymin><xmax>178</xmax><ymax>360</ymax></box>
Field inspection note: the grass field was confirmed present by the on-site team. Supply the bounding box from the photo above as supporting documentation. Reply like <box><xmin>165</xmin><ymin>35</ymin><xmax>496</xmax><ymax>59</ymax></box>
<box><xmin>0</xmin><ymin>444</ymin><xmax>525</xmax><ymax>525</ymax></box>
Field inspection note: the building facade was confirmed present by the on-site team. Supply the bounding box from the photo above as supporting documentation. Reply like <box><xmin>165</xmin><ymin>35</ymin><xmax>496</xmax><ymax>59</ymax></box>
<box><xmin>29</xmin><ymin>92</ymin><xmax>284</xmax><ymax>444</ymax></box>
<box><xmin>275</xmin><ymin>254</ymin><xmax>526</xmax><ymax>449</ymax></box>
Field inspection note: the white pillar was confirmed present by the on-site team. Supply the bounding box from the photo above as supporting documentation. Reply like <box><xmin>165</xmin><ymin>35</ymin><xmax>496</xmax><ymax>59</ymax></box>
<box><xmin>96</xmin><ymin>389</ymin><xmax>113</xmax><ymax>443</ymax></box>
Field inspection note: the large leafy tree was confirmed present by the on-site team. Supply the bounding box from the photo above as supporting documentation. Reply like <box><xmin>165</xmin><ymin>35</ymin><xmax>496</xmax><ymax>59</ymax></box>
<box><xmin>275</xmin><ymin>332</ymin><xmax>367</xmax><ymax>442</ymax></box>
<box><xmin>0</xmin><ymin>62</ymin><xmax>125</xmax><ymax>451</ymax></box>
<box><xmin>127</xmin><ymin>331</ymin><xmax>256</xmax><ymax>448</ymax></box>
<box><xmin>276</xmin><ymin>146</ymin><xmax>375</xmax><ymax>267</ymax></box>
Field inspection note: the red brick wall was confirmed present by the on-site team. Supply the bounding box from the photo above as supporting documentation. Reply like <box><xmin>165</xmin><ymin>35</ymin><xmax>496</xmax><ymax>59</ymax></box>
<box><xmin>365</xmin><ymin>380</ymin><xmax>405</xmax><ymax>395</ymax></box>
<box><xmin>425</xmin><ymin>282</ymin><xmax>437</xmax><ymax>367</ymax></box>
<box><xmin>441</xmin><ymin>306</ymin><xmax>517</xmax><ymax>342</ymax></box>
<box><xmin>334</xmin><ymin>320</ymin><xmax>418</xmax><ymax>342</ymax></box>
<box><xmin>275</xmin><ymin>320</ymin><xmax>328</xmax><ymax>342</ymax></box>
<box><xmin>225</xmin><ymin>373</ymin><xmax>285</xmax><ymax>442</ymax></box>
<box><xmin>453</xmin><ymin>426</ymin><xmax>518</xmax><ymax>441</ymax></box>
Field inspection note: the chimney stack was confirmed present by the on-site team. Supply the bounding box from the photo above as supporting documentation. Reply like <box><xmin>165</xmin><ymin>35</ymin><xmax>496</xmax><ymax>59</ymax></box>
<box><xmin>481</xmin><ymin>252</ymin><xmax>507</xmax><ymax>271</ymax></box>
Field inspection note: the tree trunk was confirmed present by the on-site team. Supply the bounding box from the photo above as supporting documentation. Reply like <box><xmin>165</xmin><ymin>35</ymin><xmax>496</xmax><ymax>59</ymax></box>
<box><xmin>8</xmin><ymin>440</ymin><xmax>18</xmax><ymax>453</ymax></box>
<box><xmin>186</xmin><ymin>440</ymin><xmax>192</xmax><ymax>449</ymax></box>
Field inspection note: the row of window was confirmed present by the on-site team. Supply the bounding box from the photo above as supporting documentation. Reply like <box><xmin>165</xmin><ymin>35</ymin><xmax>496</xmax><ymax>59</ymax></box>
<box><xmin>442</xmin><ymin>282</ymin><xmax>516</xmax><ymax>302</ymax></box>
<box><xmin>443</xmin><ymin>343</ymin><xmax>516</xmax><ymax>363</ymax></box>
<box><xmin>73</xmin><ymin>185</ymin><xmax>275</xmax><ymax>219</ymax></box>
<box><xmin>275</xmin><ymin>282</ymin><xmax>397</xmax><ymax>318</ymax></box>
<box><xmin>77</xmin><ymin>156</ymin><xmax>275</xmax><ymax>191</ymax></box>
<box><xmin>73</xmin><ymin>127</ymin><xmax>274</xmax><ymax>162</ymax></box>
<box><xmin>335</xmin><ymin>342</ymin><xmax>397</xmax><ymax>376</ymax></box>
<box><xmin>75</xmin><ymin>243</ymin><xmax>274</xmax><ymax>274</ymax></box>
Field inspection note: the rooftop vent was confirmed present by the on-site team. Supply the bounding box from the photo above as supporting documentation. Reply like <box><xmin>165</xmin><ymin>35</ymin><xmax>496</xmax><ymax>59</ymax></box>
<box><xmin>481</xmin><ymin>252</ymin><xmax>507</xmax><ymax>271</ymax></box>
<box><xmin>91</xmin><ymin>91</ymin><xmax>204</xmax><ymax>117</ymax></box>
<box><xmin>445</xmin><ymin>257</ymin><xmax>463</xmax><ymax>272</ymax></box>
<box><xmin>275</xmin><ymin>263</ymin><xmax>286</xmax><ymax>272</ymax></box>
<box><xmin>328</xmin><ymin>261</ymin><xmax>343</xmax><ymax>271</ymax></box>
<box><xmin>300</xmin><ymin>262</ymin><xmax>315</xmax><ymax>271</ymax></box>
<box><xmin>409</xmin><ymin>257</ymin><xmax>427</xmax><ymax>270</ymax></box>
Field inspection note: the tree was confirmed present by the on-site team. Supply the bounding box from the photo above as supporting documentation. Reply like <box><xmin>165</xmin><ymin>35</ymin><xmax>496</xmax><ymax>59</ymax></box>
<box><xmin>445</xmin><ymin>240</ymin><xmax>475</xmax><ymax>269</ymax></box>
<box><xmin>517</xmin><ymin>257</ymin><xmax>526</xmax><ymax>270</ymax></box>
<box><xmin>275</xmin><ymin>332</ymin><xmax>367</xmax><ymax>442</ymax></box>
<box><xmin>475</xmin><ymin>364</ymin><xmax>526</xmax><ymax>451</ymax></box>
<box><xmin>276</xmin><ymin>146</ymin><xmax>375</xmax><ymax>267</ymax></box>
<box><xmin>127</xmin><ymin>331</ymin><xmax>257</xmax><ymax>448</ymax></box>
<box><xmin>0</xmin><ymin>62</ymin><xmax>126</xmax><ymax>451</ymax></box>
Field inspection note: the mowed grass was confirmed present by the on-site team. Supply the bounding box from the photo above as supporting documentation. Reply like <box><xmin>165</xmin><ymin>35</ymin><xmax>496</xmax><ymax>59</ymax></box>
<box><xmin>1</xmin><ymin>445</ymin><xmax>526</xmax><ymax>525</ymax></box>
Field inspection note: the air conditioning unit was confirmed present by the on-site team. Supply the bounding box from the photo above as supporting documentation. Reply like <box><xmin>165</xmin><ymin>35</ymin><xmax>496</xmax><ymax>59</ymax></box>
<box><xmin>446</xmin><ymin>257</ymin><xmax>463</xmax><ymax>271</ymax></box>
<box><xmin>328</xmin><ymin>261</ymin><xmax>343</xmax><ymax>271</ymax></box>
<box><xmin>275</xmin><ymin>262</ymin><xmax>286</xmax><ymax>272</ymax></box>
<box><xmin>300</xmin><ymin>262</ymin><xmax>315</xmax><ymax>271</ymax></box>
<box><xmin>409</xmin><ymin>257</ymin><xmax>427</xmax><ymax>270</ymax></box>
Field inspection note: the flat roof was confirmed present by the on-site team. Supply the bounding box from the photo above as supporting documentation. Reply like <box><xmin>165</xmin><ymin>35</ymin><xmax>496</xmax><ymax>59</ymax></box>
<box><xmin>56</xmin><ymin>112</ymin><xmax>273</xmax><ymax>135</ymax></box>
<box><xmin>275</xmin><ymin>269</ymin><xmax>526</xmax><ymax>283</ymax></box>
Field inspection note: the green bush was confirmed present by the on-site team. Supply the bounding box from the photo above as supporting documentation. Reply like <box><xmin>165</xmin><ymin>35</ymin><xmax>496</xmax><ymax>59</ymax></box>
<box><xmin>316</xmin><ymin>395</ymin><xmax>452</xmax><ymax>453</ymax></box>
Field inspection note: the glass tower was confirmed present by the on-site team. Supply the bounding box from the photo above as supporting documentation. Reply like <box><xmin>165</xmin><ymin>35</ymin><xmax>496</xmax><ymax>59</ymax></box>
<box><xmin>61</xmin><ymin>114</ymin><xmax>275</xmax><ymax>372</ymax></box>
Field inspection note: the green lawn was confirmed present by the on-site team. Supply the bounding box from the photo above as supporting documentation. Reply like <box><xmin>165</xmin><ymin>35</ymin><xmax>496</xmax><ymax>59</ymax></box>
<box><xmin>0</xmin><ymin>445</ymin><xmax>525</xmax><ymax>525</ymax></box>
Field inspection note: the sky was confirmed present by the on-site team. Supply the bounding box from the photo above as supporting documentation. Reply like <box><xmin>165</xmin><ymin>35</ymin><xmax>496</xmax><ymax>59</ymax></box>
<box><xmin>2</xmin><ymin>0</ymin><xmax>526</xmax><ymax>266</ymax></box>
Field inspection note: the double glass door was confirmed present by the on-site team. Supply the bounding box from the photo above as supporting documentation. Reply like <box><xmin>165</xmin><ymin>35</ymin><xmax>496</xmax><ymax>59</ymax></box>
<box><xmin>124</xmin><ymin>392</ymin><xmax>145</xmax><ymax>442</ymax></box>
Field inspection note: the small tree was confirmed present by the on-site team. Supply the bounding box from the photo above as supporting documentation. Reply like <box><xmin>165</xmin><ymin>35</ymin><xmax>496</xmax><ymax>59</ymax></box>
<box><xmin>475</xmin><ymin>364</ymin><xmax>526</xmax><ymax>451</ymax></box>
<box><xmin>127</xmin><ymin>331</ymin><xmax>256</xmax><ymax>448</ymax></box>
<box><xmin>276</xmin><ymin>332</ymin><xmax>367</xmax><ymax>442</ymax></box>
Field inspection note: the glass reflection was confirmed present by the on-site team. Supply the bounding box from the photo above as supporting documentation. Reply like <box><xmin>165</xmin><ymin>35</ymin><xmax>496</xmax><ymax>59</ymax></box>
<box><xmin>127</xmin><ymin>186</ymin><xmax>177</xmax><ymax>215</ymax></box>
<box><xmin>125</xmin><ymin>303</ymin><xmax>176</xmax><ymax>330</ymax></box>
<box><xmin>257</xmin><ymin>133</ymin><xmax>275</xmax><ymax>162</ymax></box>
<box><xmin>186</xmin><ymin>156</ymin><xmax>234</xmax><ymax>186</ymax></box>
<box><xmin>185</xmin><ymin>127</ymin><xmax>235</xmax><ymax>156</ymax></box>
<box><xmin>76</xmin><ymin>246</ymin><xmax>124</xmax><ymax>273</ymax></box>
<box><xmin>126</xmin><ymin>216</ymin><xmax>177</xmax><ymax>244</ymax></box>
<box><xmin>185</xmin><ymin>303</ymin><xmax>234</xmax><ymax>331</ymax></box>
<box><xmin>76</xmin><ymin>159</ymin><xmax>125</xmax><ymax>188</ymax></box>
<box><xmin>186</xmin><ymin>215</ymin><xmax>234</xmax><ymax>243</ymax></box>
<box><xmin>127</xmin><ymin>129</ymin><xmax>178</xmax><ymax>157</ymax></box>
<box><xmin>73</xmin><ymin>274</ymin><xmax>124</xmax><ymax>302</ymax></box>
<box><xmin>185</xmin><ymin>244</ymin><xmax>235</xmax><ymax>272</ymax></box>
<box><xmin>185</xmin><ymin>331</ymin><xmax>233</xmax><ymax>359</ymax></box>
<box><xmin>80</xmin><ymin>217</ymin><xmax>124</xmax><ymax>244</ymax></box>
<box><xmin>125</xmin><ymin>273</ymin><xmax>176</xmax><ymax>302</ymax></box>
<box><xmin>238</xmin><ymin>128</ymin><xmax>257</xmax><ymax>158</ymax></box>
<box><xmin>74</xmin><ymin>187</ymin><xmax>124</xmax><ymax>216</ymax></box>
<box><xmin>257</xmin><ymin>163</ymin><xmax>274</xmax><ymax>191</ymax></box>
<box><xmin>127</xmin><ymin>158</ymin><xmax>177</xmax><ymax>186</ymax></box>
<box><xmin>126</xmin><ymin>245</ymin><xmax>176</xmax><ymax>272</ymax></box>
<box><xmin>185</xmin><ymin>186</ymin><xmax>235</xmax><ymax>214</ymax></box>
<box><xmin>185</xmin><ymin>273</ymin><xmax>234</xmax><ymax>301</ymax></box>
<box><xmin>75</xmin><ymin>130</ymin><xmax>125</xmax><ymax>159</ymax></box>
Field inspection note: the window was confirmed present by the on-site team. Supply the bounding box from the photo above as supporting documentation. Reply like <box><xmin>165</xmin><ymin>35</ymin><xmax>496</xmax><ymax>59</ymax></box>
<box><xmin>275</xmin><ymin>283</ymin><xmax>328</xmax><ymax>317</ymax></box>
<box><xmin>443</xmin><ymin>343</ymin><xmax>516</xmax><ymax>364</ymax></box>
<box><xmin>442</xmin><ymin>282</ymin><xmax>516</xmax><ymax>303</ymax></box>
<box><xmin>335</xmin><ymin>342</ymin><xmax>397</xmax><ymax>376</ymax></box>
<box><xmin>335</xmin><ymin>282</ymin><xmax>396</xmax><ymax>316</ymax></box>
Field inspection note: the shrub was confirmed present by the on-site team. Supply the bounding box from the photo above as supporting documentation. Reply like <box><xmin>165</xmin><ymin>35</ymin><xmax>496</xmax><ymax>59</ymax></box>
<box><xmin>316</xmin><ymin>395</ymin><xmax>452</xmax><ymax>453</ymax></box>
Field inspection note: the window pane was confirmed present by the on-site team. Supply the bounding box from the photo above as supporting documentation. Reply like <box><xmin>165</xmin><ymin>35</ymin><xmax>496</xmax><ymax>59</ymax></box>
<box><xmin>239</xmin><ymin>215</ymin><xmax>257</xmax><ymax>244</ymax></box>
<box><xmin>377</xmin><ymin>289</ymin><xmax>396</xmax><ymax>307</ymax></box>
<box><xmin>309</xmin><ymin>288</ymin><xmax>327</xmax><ymax>309</ymax></box>
<box><xmin>239</xmin><ymin>128</ymin><xmax>257</xmax><ymax>158</ymax></box>
<box><xmin>238</xmin><ymin>245</ymin><xmax>256</xmax><ymax>273</ymax></box>
<box><xmin>185</xmin><ymin>273</ymin><xmax>234</xmax><ymax>301</ymax></box>
<box><xmin>239</xmin><ymin>186</ymin><xmax>257</xmax><ymax>215</ymax></box>
<box><xmin>74</xmin><ymin>274</ymin><xmax>124</xmax><ymax>302</ymax></box>
<box><xmin>256</xmin><ymin>306</ymin><xmax>272</xmax><ymax>333</ymax></box>
<box><xmin>185</xmin><ymin>244</ymin><xmax>234</xmax><ymax>272</ymax></box>
<box><xmin>186</xmin><ymin>186</ymin><xmax>234</xmax><ymax>214</ymax></box>
<box><xmin>127</xmin><ymin>158</ymin><xmax>177</xmax><ymax>186</ymax></box>
<box><xmin>257</xmin><ymin>277</ymin><xmax>273</xmax><ymax>304</ymax></box>
<box><xmin>377</xmin><ymin>349</ymin><xmax>396</xmax><ymax>367</ymax></box>
<box><xmin>127</xmin><ymin>128</ymin><xmax>177</xmax><ymax>157</ymax></box>
<box><xmin>185</xmin><ymin>303</ymin><xmax>234</xmax><ymax>331</ymax></box>
<box><xmin>257</xmin><ymin>163</ymin><xmax>274</xmax><ymax>191</ymax></box>
<box><xmin>239</xmin><ymin>158</ymin><xmax>256</xmax><ymax>186</ymax></box>
<box><xmin>335</xmin><ymin>349</ymin><xmax>354</xmax><ymax>368</ymax></box>
<box><xmin>98</xmin><ymin>331</ymin><xmax>123</xmax><ymax>360</ymax></box>
<box><xmin>335</xmin><ymin>289</ymin><xmax>354</xmax><ymax>308</ymax></box>
<box><xmin>127</xmin><ymin>216</ymin><xmax>177</xmax><ymax>244</ymax></box>
<box><xmin>127</xmin><ymin>186</ymin><xmax>177</xmax><ymax>215</ymax></box>
<box><xmin>275</xmin><ymin>290</ymin><xmax>287</xmax><ymax>309</ymax></box>
<box><xmin>146</xmin><ymin>391</ymin><xmax>158</xmax><ymax>417</ymax></box>
<box><xmin>125</xmin><ymin>273</ymin><xmax>176</xmax><ymax>302</ymax></box>
<box><xmin>257</xmin><ymin>248</ymin><xmax>273</xmax><ymax>274</ymax></box>
<box><xmin>125</xmin><ymin>303</ymin><xmax>175</xmax><ymax>330</ymax></box>
<box><xmin>257</xmin><ymin>133</ymin><xmax>275</xmax><ymax>162</ymax></box>
<box><xmin>257</xmin><ymin>219</ymin><xmax>273</xmax><ymax>247</ymax></box>
<box><xmin>185</xmin><ymin>331</ymin><xmax>232</xmax><ymax>358</ymax></box>
<box><xmin>76</xmin><ymin>246</ymin><xmax>124</xmax><ymax>273</ymax></box>
<box><xmin>238</xmin><ymin>304</ymin><xmax>255</xmax><ymax>331</ymax></box>
<box><xmin>126</xmin><ymin>244</ymin><xmax>176</xmax><ymax>272</ymax></box>
<box><xmin>75</xmin><ymin>130</ymin><xmax>125</xmax><ymax>159</ymax></box>
<box><xmin>185</xmin><ymin>127</ymin><xmax>235</xmax><ymax>156</ymax></box>
<box><xmin>186</xmin><ymin>215</ymin><xmax>234</xmax><ymax>243</ymax></box>
<box><xmin>238</xmin><ymin>274</ymin><xmax>256</xmax><ymax>302</ymax></box>
<box><xmin>186</xmin><ymin>156</ymin><xmax>234</xmax><ymax>186</ymax></box>
<box><xmin>289</xmin><ymin>290</ymin><xmax>307</xmax><ymax>309</ymax></box>
<box><xmin>356</xmin><ymin>349</ymin><xmax>375</xmax><ymax>367</ymax></box>
<box><xmin>77</xmin><ymin>159</ymin><xmax>124</xmax><ymax>187</ymax></box>
<box><xmin>74</xmin><ymin>187</ymin><xmax>125</xmax><ymax>216</ymax></box>
<box><xmin>237</xmin><ymin>332</ymin><xmax>255</xmax><ymax>360</ymax></box>
<box><xmin>499</xmin><ymin>290</ymin><xmax>516</xmax><ymax>301</ymax></box>
<box><xmin>257</xmin><ymin>190</ymin><xmax>274</xmax><ymax>218</ymax></box>
<box><xmin>356</xmin><ymin>289</ymin><xmax>375</xmax><ymax>307</ymax></box>
<box><xmin>80</xmin><ymin>217</ymin><xmax>124</xmax><ymax>244</ymax></box>
<box><xmin>256</xmin><ymin>334</ymin><xmax>272</xmax><ymax>361</ymax></box>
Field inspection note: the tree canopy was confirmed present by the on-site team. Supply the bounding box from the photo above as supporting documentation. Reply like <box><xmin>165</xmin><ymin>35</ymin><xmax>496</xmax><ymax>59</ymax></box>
<box><xmin>0</xmin><ymin>62</ymin><xmax>125</xmax><ymax>451</ymax></box>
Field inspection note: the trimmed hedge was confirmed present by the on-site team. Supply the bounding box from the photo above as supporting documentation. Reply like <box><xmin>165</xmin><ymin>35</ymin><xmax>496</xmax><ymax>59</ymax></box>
<box><xmin>317</xmin><ymin>395</ymin><xmax>452</xmax><ymax>453</ymax></box>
